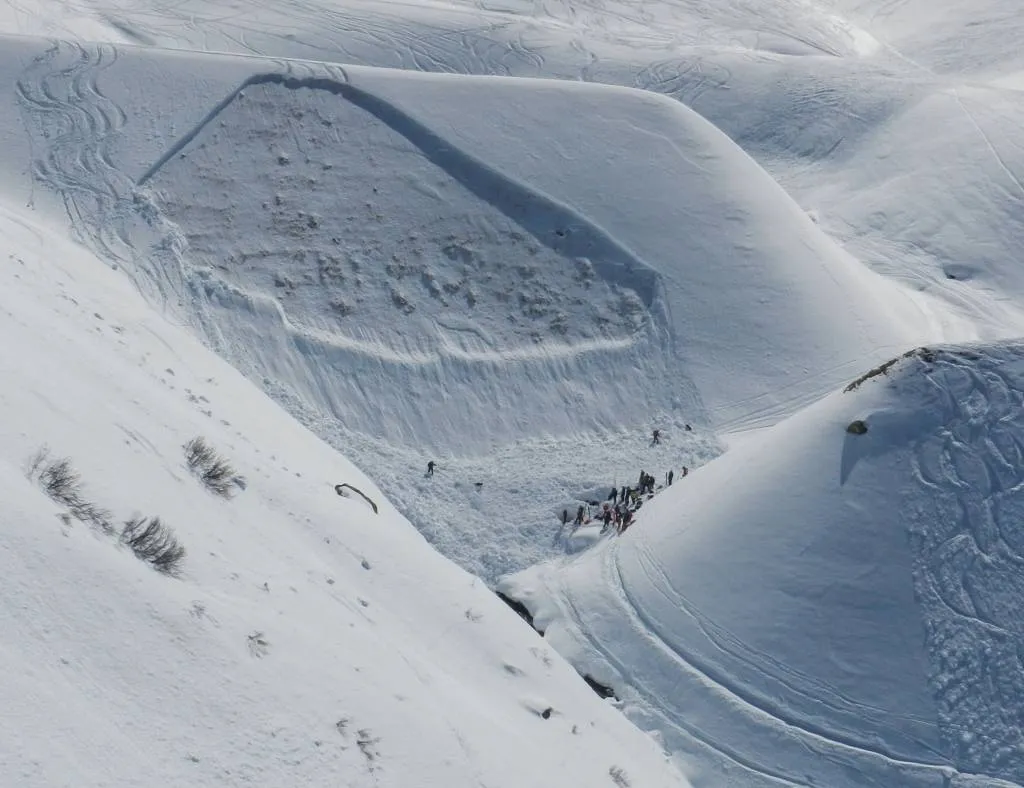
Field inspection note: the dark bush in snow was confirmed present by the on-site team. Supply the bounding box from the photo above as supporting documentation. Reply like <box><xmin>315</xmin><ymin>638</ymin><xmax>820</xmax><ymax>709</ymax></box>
<box><xmin>844</xmin><ymin>346</ymin><xmax>937</xmax><ymax>393</ymax></box>
<box><xmin>28</xmin><ymin>448</ymin><xmax>113</xmax><ymax>533</ymax></box>
<box><xmin>846</xmin><ymin>420</ymin><xmax>868</xmax><ymax>435</ymax></box>
<box><xmin>121</xmin><ymin>516</ymin><xmax>186</xmax><ymax>575</ymax></box>
<box><xmin>183</xmin><ymin>436</ymin><xmax>245</xmax><ymax>498</ymax></box>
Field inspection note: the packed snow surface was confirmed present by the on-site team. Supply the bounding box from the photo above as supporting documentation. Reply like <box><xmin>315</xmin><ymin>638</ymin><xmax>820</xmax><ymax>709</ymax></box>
<box><xmin>3</xmin><ymin>0</ymin><xmax>1024</xmax><ymax>786</ymax></box>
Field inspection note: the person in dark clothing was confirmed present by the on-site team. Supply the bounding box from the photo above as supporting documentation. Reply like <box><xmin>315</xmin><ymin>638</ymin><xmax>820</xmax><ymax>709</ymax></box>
<box><xmin>652</xmin><ymin>429</ymin><xmax>661</xmax><ymax>445</ymax></box>
<box><xmin>561</xmin><ymin>509</ymin><xmax>569</xmax><ymax>527</ymax></box>
<box><xmin>638</xmin><ymin>470</ymin><xmax>645</xmax><ymax>488</ymax></box>
<box><xmin>668</xmin><ymin>469</ymin><xmax>674</xmax><ymax>486</ymax></box>
<box><xmin>621</xmin><ymin>485</ymin><xmax>630</xmax><ymax>504</ymax></box>
<box><xmin>608</xmin><ymin>487</ymin><xmax>618</xmax><ymax>503</ymax></box>
<box><xmin>603</xmin><ymin>508</ymin><xmax>612</xmax><ymax>529</ymax></box>
<box><xmin>575</xmin><ymin>505</ymin><xmax>585</xmax><ymax>526</ymax></box>
<box><xmin>426</xmin><ymin>460</ymin><xmax>435</xmax><ymax>477</ymax></box>
<box><xmin>681</xmin><ymin>466</ymin><xmax>689</xmax><ymax>477</ymax></box>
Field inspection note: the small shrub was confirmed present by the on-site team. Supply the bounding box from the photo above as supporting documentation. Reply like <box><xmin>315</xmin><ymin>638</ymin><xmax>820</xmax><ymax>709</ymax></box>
<box><xmin>121</xmin><ymin>516</ymin><xmax>186</xmax><ymax>575</ymax></box>
<box><xmin>183</xmin><ymin>437</ymin><xmax>245</xmax><ymax>498</ymax></box>
<box><xmin>183</xmin><ymin>436</ymin><xmax>216</xmax><ymax>471</ymax></box>
<box><xmin>28</xmin><ymin>448</ymin><xmax>113</xmax><ymax>533</ymax></box>
<box><xmin>609</xmin><ymin>765</ymin><xmax>630</xmax><ymax>787</ymax></box>
<box><xmin>39</xmin><ymin>457</ymin><xmax>82</xmax><ymax>507</ymax></box>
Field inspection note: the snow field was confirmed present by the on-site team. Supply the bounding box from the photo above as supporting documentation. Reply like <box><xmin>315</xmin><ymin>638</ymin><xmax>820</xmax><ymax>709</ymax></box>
<box><xmin>3</xmin><ymin>0</ymin><xmax>1024</xmax><ymax>786</ymax></box>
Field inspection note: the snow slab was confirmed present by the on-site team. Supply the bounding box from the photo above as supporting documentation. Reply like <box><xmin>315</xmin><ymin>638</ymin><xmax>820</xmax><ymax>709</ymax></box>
<box><xmin>5</xmin><ymin>38</ymin><xmax>937</xmax><ymax>442</ymax></box>
<box><xmin>0</xmin><ymin>201</ymin><xmax>689</xmax><ymax>787</ymax></box>
<box><xmin>503</xmin><ymin>343</ymin><xmax>1024</xmax><ymax>787</ymax></box>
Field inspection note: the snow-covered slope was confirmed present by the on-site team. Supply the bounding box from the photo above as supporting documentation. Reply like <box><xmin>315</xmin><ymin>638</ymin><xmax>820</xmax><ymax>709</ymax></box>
<box><xmin>3</xmin><ymin>34</ymin><xmax>951</xmax><ymax>578</ymax></box>
<box><xmin>4</xmin><ymin>1</ymin><xmax>1024</xmax><ymax>785</ymax></box>
<box><xmin>0</xmin><ymin>201</ymin><xmax>689</xmax><ymax>786</ymax></box>
<box><xmin>504</xmin><ymin>343</ymin><xmax>1024</xmax><ymax>787</ymax></box>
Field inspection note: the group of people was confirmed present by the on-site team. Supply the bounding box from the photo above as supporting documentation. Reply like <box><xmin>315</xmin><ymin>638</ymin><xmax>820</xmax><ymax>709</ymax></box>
<box><xmin>562</xmin><ymin>465</ymin><xmax>690</xmax><ymax>536</ymax></box>
<box><xmin>423</xmin><ymin>426</ymin><xmax>694</xmax><ymax>540</ymax></box>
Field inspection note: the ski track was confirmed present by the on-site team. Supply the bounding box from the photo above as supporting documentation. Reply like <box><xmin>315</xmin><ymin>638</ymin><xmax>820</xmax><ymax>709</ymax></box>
<box><xmin>17</xmin><ymin>39</ymin><xmax>154</xmax><ymax>287</ymax></box>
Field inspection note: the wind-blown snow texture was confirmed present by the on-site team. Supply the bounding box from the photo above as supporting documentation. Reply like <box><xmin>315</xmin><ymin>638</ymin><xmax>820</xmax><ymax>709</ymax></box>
<box><xmin>3</xmin><ymin>0</ymin><xmax>1024</xmax><ymax>786</ymax></box>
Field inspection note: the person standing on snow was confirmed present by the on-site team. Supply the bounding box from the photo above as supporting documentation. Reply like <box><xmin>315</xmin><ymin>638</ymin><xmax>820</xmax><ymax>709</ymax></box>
<box><xmin>575</xmin><ymin>505</ymin><xmax>585</xmax><ymax>526</ymax></box>
<box><xmin>652</xmin><ymin>429</ymin><xmax>661</xmax><ymax>445</ymax></box>
<box><xmin>426</xmin><ymin>460</ymin><xmax>435</xmax><ymax>477</ymax></box>
<box><xmin>608</xmin><ymin>487</ymin><xmax>618</xmax><ymax>503</ymax></box>
<box><xmin>668</xmin><ymin>469</ymin><xmax>674</xmax><ymax>486</ymax></box>
<box><xmin>561</xmin><ymin>509</ymin><xmax>569</xmax><ymax>527</ymax></box>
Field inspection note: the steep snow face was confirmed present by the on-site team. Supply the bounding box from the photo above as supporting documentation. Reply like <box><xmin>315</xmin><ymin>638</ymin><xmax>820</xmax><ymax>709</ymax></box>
<box><xmin>503</xmin><ymin>344</ymin><xmax>1024</xmax><ymax>787</ymax></box>
<box><xmin>0</xmin><ymin>201</ymin><xmax>689</xmax><ymax>788</ymax></box>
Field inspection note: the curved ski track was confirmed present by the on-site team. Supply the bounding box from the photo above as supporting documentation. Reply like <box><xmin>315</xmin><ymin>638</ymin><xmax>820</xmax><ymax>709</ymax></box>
<box><xmin>16</xmin><ymin>40</ymin><xmax>131</xmax><ymax>258</ymax></box>
<box><xmin>553</xmin><ymin>540</ymin><xmax>957</xmax><ymax>788</ymax></box>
